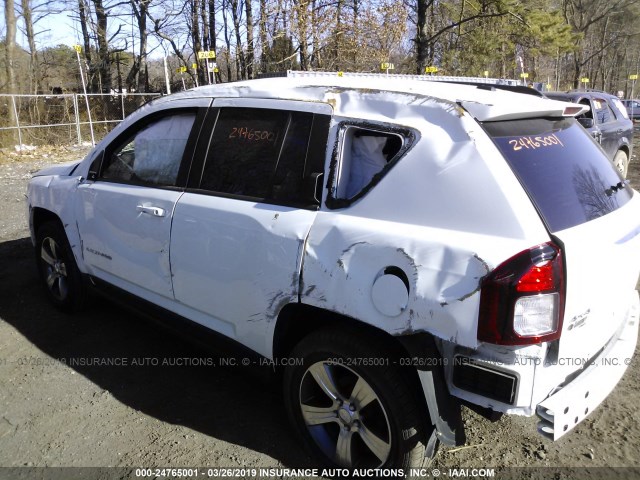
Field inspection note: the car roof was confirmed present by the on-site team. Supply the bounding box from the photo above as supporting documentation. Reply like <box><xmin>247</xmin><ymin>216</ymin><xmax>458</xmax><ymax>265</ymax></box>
<box><xmin>151</xmin><ymin>77</ymin><xmax>584</xmax><ymax>122</ymax></box>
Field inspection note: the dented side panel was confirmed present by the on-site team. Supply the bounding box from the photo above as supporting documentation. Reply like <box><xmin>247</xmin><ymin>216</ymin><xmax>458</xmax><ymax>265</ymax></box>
<box><xmin>302</xmin><ymin>217</ymin><xmax>534</xmax><ymax>349</ymax></box>
<box><xmin>170</xmin><ymin>193</ymin><xmax>317</xmax><ymax>357</ymax></box>
<box><xmin>303</xmin><ymin>102</ymin><xmax>551</xmax><ymax>349</ymax></box>
<box><xmin>27</xmin><ymin>173</ymin><xmax>86</xmax><ymax>270</ymax></box>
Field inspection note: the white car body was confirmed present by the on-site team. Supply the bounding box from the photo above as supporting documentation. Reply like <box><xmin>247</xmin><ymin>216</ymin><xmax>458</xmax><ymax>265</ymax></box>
<box><xmin>27</xmin><ymin>76</ymin><xmax>640</xmax><ymax>452</ymax></box>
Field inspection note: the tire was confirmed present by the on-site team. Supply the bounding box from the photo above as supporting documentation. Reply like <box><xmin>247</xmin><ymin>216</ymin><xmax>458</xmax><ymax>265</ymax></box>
<box><xmin>613</xmin><ymin>150</ymin><xmax>629</xmax><ymax>178</ymax></box>
<box><xmin>283</xmin><ymin>328</ymin><xmax>432</xmax><ymax>470</ymax></box>
<box><xmin>35</xmin><ymin>221</ymin><xmax>87</xmax><ymax>312</ymax></box>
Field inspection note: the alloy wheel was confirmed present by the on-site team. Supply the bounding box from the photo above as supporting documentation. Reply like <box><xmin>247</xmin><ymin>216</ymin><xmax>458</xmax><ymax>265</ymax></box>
<box><xmin>299</xmin><ymin>361</ymin><xmax>392</xmax><ymax>468</ymax></box>
<box><xmin>40</xmin><ymin>236</ymin><xmax>69</xmax><ymax>301</ymax></box>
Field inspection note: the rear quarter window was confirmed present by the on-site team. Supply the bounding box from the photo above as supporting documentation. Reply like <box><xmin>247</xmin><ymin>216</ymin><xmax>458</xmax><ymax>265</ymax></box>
<box><xmin>484</xmin><ymin>118</ymin><xmax>632</xmax><ymax>232</ymax></box>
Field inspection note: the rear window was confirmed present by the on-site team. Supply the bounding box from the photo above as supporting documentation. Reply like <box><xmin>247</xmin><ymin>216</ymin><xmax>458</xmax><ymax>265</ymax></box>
<box><xmin>484</xmin><ymin>118</ymin><xmax>632</xmax><ymax>232</ymax></box>
<box><xmin>611</xmin><ymin>97</ymin><xmax>630</xmax><ymax>120</ymax></box>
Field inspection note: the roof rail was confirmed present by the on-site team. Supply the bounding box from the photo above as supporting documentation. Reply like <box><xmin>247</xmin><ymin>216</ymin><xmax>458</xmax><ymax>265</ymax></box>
<box><xmin>568</xmin><ymin>88</ymin><xmax>609</xmax><ymax>94</ymax></box>
<box><xmin>256</xmin><ymin>70</ymin><xmax>525</xmax><ymax>86</ymax></box>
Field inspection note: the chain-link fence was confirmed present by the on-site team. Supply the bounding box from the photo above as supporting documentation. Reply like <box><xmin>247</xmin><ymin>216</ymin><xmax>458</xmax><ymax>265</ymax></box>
<box><xmin>0</xmin><ymin>93</ymin><xmax>162</xmax><ymax>149</ymax></box>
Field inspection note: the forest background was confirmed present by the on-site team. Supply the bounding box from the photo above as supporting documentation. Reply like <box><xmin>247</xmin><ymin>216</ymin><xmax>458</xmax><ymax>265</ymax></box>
<box><xmin>2</xmin><ymin>0</ymin><xmax>640</xmax><ymax>97</ymax></box>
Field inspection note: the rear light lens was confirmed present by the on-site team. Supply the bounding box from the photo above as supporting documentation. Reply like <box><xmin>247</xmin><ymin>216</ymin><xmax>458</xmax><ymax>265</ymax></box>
<box><xmin>513</xmin><ymin>293</ymin><xmax>558</xmax><ymax>336</ymax></box>
<box><xmin>478</xmin><ymin>242</ymin><xmax>565</xmax><ymax>345</ymax></box>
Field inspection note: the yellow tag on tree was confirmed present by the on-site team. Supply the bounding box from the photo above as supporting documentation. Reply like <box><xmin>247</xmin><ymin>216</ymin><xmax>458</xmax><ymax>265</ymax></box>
<box><xmin>197</xmin><ymin>51</ymin><xmax>216</xmax><ymax>60</ymax></box>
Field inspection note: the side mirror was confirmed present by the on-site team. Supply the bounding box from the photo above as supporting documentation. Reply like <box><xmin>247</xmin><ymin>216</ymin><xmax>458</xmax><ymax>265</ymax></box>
<box><xmin>578</xmin><ymin>117</ymin><xmax>595</xmax><ymax>129</ymax></box>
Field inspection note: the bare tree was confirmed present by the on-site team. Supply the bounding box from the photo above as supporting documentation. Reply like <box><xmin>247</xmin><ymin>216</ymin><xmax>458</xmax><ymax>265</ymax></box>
<box><xmin>207</xmin><ymin>0</ymin><xmax>223</xmax><ymax>82</ymax></box>
<box><xmin>127</xmin><ymin>0</ymin><xmax>150</xmax><ymax>92</ymax></box>
<box><xmin>4</xmin><ymin>0</ymin><xmax>19</xmax><ymax>142</ymax></box>
<box><xmin>562</xmin><ymin>0</ymin><xmax>638</xmax><ymax>88</ymax></box>
<box><xmin>230</xmin><ymin>0</ymin><xmax>247</xmax><ymax>78</ymax></box>
<box><xmin>19</xmin><ymin>0</ymin><xmax>40</xmax><ymax>93</ymax></box>
<box><xmin>245</xmin><ymin>0</ymin><xmax>254</xmax><ymax>78</ymax></box>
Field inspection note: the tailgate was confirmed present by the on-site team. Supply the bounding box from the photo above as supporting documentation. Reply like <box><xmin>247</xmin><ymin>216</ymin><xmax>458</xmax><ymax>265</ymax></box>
<box><xmin>483</xmin><ymin>116</ymin><xmax>640</xmax><ymax>359</ymax></box>
<box><xmin>554</xmin><ymin>194</ymin><xmax>640</xmax><ymax>359</ymax></box>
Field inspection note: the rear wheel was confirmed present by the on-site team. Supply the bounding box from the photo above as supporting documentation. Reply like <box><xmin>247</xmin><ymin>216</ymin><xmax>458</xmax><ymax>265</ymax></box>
<box><xmin>613</xmin><ymin>150</ymin><xmax>629</xmax><ymax>178</ymax></box>
<box><xmin>283</xmin><ymin>328</ymin><xmax>432</xmax><ymax>470</ymax></box>
<box><xmin>35</xmin><ymin>221</ymin><xmax>87</xmax><ymax>312</ymax></box>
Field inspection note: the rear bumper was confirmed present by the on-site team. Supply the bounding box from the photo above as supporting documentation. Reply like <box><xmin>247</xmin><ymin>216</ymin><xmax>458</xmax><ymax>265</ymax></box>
<box><xmin>536</xmin><ymin>292</ymin><xmax>639</xmax><ymax>440</ymax></box>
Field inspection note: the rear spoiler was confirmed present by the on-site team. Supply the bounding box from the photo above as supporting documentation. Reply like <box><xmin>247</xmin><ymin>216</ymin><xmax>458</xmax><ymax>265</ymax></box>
<box><xmin>460</xmin><ymin>95</ymin><xmax>590</xmax><ymax>122</ymax></box>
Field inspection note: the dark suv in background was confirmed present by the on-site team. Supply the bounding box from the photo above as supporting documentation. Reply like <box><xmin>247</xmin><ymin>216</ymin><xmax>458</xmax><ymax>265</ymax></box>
<box><xmin>621</xmin><ymin>99</ymin><xmax>640</xmax><ymax>121</ymax></box>
<box><xmin>546</xmin><ymin>91</ymin><xmax>633</xmax><ymax>177</ymax></box>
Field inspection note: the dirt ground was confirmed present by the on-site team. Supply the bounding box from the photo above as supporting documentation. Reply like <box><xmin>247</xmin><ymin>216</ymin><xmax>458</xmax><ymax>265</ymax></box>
<box><xmin>1</xmin><ymin>134</ymin><xmax>640</xmax><ymax>478</ymax></box>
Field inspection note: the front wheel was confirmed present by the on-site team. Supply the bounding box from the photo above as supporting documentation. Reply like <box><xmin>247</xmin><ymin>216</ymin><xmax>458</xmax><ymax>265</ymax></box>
<box><xmin>283</xmin><ymin>328</ymin><xmax>432</xmax><ymax>470</ymax></box>
<box><xmin>613</xmin><ymin>150</ymin><xmax>629</xmax><ymax>178</ymax></box>
<box><xmin>35</xmin><ymin>221</ymin><xmax>87</xmax><ymax>312</ymax></box>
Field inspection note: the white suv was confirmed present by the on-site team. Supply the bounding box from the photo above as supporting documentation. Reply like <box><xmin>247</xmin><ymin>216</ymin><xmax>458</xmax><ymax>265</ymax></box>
<box><xmin>26</xmin><ymin>76</ymin><xmax>640</xmax><ymax>470</ymax></box>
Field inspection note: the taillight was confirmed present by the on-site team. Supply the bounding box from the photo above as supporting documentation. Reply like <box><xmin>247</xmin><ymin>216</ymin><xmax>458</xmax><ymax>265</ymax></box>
<box><xmin>478</xmin><ymin>242</ymin><xmax>565</xmax><ymax>345</ymax></box>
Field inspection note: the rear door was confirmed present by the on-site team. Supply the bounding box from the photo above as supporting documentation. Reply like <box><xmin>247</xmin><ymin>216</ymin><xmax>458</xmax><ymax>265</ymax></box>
<box><xmin>75</xmin><ymin>100</ymin><xmax>209</xmax><ymax>299</ymax></box>
<box><xmin>169</xmin><ymin>99</ymin><xmax>331</xmax><ymax>356</ymax></box>
<box><xmin>485</xmin><ymin>117</ymin><xmax>640</xmax><ymax>361</ymax></box>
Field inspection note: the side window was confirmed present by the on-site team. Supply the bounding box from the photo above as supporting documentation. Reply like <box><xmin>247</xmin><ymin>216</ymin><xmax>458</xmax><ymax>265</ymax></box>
<box><xmin>199</xmin><ymin>107</ymin><xmax>319</xmax><ymax>205</ymax></box>
<box><xmin>101</xmin><ymin>113</ymin><xmax>196</xmax><ymax>186</ymax></box>
<box><xmin>593</xmin><ymin>98</ymin><xmax>615</xmax><ymax>124</ymax></box>
<box><xmin>335</xmin><ymin>127</ymin><xmax>403</xmax><ymax>199</ymax></box>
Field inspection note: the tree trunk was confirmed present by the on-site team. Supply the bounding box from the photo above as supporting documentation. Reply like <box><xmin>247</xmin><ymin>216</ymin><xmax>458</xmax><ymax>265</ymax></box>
<box><xmin>310</xmin><ymin>0</ymin><xmax>320</xmax><ymax>69</ymax></box>
<box><xmin>415</xmin><ymin>0</ymin><xmax>429</xmax><ymax>74</ymax></box>
<box><xmin>21</xmin><ymin>0</ymin><xmax>40</xmax><ymax>94</ymax></box>
<box><xmin>222</xmin><ymin>0</ymin><xmax>233</xmax><ymax>81</ymax></box>
<box><xmin>572</xmin><ymin>41</ymin><xmax>584</xmax><ymax>90</ymax></box>
<box><xmin>298</xmin><ymin>1</ymin><xmax>308</xmax><ymax>70</ymax></box>
<box><xmin>192</xmin><ymin>0</ymin><xmax>206</xmax><ymax>84</ymax></box>
<box><xmin>127</xmin><ymin>0</ymin><xmax>149</xmax><ymax>92</ymax></box>
<box><xmin>4</xmin><ymin>0</ymin><xmax>19</xmax><ymax>142</ymax></box>
<box><xmin>352</xmin><ymin>0</ymin><xmax>358</xmax><ymax>66</ymax></box>
<box><xmin>78</xmin><ymin>0</ymin><xmax>93</xmax><ymax>89</ymax></box>
<box><xmin>209</xmin><ymin>0</ymin><xmax>222</xmax><ymax>82</ymax></box>
<box><xmin>230</xmin><ymin>0</ymin><xmax>247</xmax><ymax>79</ymax></box>
<box><xmin>201</xmin><ymin>0</ymin><xmax>210</xmax><ymax>50</ymax></box>
<box><xmin>93</xmin><ymin>0</ymin><xmax>112</xmax><ymax>92</ymax></box>
<box><xmin>259</xmin><ymin>0</ymin><xmax>268</xmax><ymax>71</ymax></box>
<box><xmin>245</xmin><ymin>0</ymin><xmax>254</xmax><ymax>78</ymax></box>
<box><xmin>332</xmin><ymin>0</ymin><xmax>341</xmax><ymax>68</ymax></box>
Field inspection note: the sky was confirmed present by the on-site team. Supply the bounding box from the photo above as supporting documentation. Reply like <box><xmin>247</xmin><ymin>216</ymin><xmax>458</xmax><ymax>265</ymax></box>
<box><xmin>1</xmin><ymin>3</ymin><xmax>167</xmax><ymax>59</ymax></box>
<box><xmin>1</xmin><ymin>5</ymin><xmax>80</xmax><ymax>50</ymax></box>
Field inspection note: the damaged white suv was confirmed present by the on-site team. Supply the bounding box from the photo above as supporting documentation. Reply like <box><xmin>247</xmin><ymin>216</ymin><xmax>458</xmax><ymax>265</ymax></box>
<box><xmin>27</xmin><ymin>75</ymin><xmax>640</xmax><ymax>469</ymax></box>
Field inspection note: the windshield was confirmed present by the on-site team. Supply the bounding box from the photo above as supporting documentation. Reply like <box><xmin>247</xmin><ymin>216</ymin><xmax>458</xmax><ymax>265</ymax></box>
<box><xmin>484</xmin><ymin>118</ymin><xmax>632</xmax><ymax>232</ymax></box>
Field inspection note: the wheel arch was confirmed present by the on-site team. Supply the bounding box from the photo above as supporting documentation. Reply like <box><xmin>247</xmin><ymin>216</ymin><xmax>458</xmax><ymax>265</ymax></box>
<box><xmin>31</xmin><ymin>206</ymin><xmax>85</xmax><ymax>273</ymax></box>
<box><xmin>618</xmin><ymin>144</ymin><xmax>630</xmax><ymax>158</ymax></box>
<box><xmin>273</xmin><ymin>302</ymin><xmax>466</xmax><ymax>447</ymax></box>
<box><xmin>32</xmin><ymin>207</ymin><xmax>64</xmax><ymax>234</ymax></box>
<box><xmin>273</xmin><ymin>302</ymin><xmax>415</xmax><ymax>362</ymax></box>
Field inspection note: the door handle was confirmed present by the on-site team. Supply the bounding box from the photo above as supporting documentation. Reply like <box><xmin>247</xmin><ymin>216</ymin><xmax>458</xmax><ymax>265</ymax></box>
<box><xmin>137</xmin><ymin>205</ymin><xmax>166</xmax><ymax>217</ymax></box>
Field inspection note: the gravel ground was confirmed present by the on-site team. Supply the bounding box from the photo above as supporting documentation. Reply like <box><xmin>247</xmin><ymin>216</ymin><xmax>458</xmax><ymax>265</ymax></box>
<box><xmin>1</xmin><ymin>134</ymin><xmax>640</xmax><ymax>478</ymax></box>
